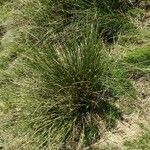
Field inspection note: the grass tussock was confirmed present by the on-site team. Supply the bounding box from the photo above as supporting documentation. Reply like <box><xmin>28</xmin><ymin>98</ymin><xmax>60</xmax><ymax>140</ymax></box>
<box><xmin>23</xmin><ymin>29</ymin><xmax>135</xmax><ymax>149</ymax></box>
<box><xmin>0</xmin><ymin>0</ymin><xmax>149</xmax><ymax>149</ymax></box>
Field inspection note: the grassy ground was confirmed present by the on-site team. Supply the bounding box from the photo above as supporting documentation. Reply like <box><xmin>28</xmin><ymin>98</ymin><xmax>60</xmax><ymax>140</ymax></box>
<box><xmin>0</xmin><ymin>0</ymin><xmax>150</xmax><ymax>150</ymax></box>
<box><xmin>124</xmin><ymin>131</ymin><xmax>150</xmax><ymax>150</ymax></box>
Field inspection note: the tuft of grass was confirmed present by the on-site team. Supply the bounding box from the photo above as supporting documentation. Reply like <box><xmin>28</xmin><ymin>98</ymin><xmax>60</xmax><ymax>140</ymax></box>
<box><xmin>1</xmin><ymin>1</ymin><xmax>148</xmax><ymax>149</ymax></box>
<box><xmin>23</xmin><ymin>29</ymin><xmax>135</xmax><ymax>149</ymax></box>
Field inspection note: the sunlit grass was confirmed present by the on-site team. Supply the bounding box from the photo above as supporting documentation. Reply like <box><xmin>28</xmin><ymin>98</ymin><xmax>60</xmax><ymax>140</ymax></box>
<box><xmin>0</xmin><ymin>0</ymin><xmax>149</xmax><ymax>149</ymax></box>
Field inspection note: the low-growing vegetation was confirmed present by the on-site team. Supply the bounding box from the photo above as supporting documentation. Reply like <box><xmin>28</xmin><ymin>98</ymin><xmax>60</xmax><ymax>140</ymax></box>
<box><xmin>0</xmin><ymin>0</ymin><xmax>150</xmax><ymax>150</ymax></box>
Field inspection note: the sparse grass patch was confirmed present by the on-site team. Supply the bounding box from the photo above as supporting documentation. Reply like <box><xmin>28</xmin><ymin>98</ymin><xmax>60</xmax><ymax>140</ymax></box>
<box><xmin>125</xmin><ymin>46</ymin><xmax>150</xmax><ymax>68</ymax></box>
<box><xmin>124</xmin><ymin>131</ymin><xmax>150</xmax><ymax>150</ymax></box>
<box><xmin>124</xmin><ymin>45</ymin><xmax>150</xmax><ymax>79</ymax></box>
